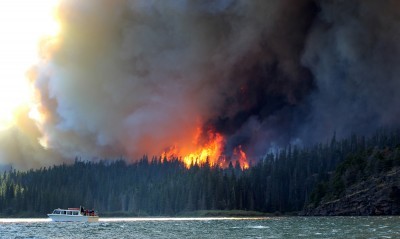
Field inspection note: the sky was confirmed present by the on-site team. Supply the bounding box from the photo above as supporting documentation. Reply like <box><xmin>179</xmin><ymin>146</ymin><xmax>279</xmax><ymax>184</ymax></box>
<box><xmin>1</xmin><ymin>0</ymin><xmax>400</xmax><ymax>169</ymax></box>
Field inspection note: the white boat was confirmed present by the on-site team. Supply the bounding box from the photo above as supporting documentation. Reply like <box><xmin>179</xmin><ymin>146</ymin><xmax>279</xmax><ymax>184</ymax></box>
<box><xmin>47</xmin><ymin>207</ymin><xmax>99</xmax><ymax>222</ymax></box>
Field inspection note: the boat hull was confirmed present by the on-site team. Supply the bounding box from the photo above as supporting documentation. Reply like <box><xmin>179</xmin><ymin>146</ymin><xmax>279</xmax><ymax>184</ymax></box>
<box><xmin>47</xmin><ymin>214</ymin><xmax>99</xmax><ymax>222</ymax></box>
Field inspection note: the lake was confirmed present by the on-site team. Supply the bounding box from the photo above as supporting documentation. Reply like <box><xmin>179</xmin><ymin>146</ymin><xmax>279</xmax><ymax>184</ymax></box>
<box><xmin>0</xmin><ymin>216</ymin><xmax>399</xmax><ymax>238</ymax></box>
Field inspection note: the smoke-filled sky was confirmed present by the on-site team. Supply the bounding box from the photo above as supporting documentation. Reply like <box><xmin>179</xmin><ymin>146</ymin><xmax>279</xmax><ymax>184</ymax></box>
<box><xmin>1</xmin><ymin>0</ymin><xmax>400</xmax><ymax>169</ymax></box>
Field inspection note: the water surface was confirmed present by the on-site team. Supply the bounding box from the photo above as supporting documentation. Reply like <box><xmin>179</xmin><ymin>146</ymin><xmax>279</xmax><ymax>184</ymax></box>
<box><xmin>0</xmin><ymin>216</ymin><xmax>399</xmax><ymax>238</ymax></box>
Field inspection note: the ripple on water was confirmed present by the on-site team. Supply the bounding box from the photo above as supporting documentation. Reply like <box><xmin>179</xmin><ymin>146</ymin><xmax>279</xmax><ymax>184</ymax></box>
<box><xmin>246</xmin><ymin>225</ymin><xmax>269</xmax><ymax>229</ymax></box>
<box><xmin>1</xmin><ymin>217</ymin><xmax>400</xmax><ymax>238</ymax></box>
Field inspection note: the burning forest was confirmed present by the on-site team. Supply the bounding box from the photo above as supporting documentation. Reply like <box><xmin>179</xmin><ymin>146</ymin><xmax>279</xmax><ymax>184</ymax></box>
<box><xmin>0</xmin><ymin>0</ymin><xmax>400</xmax><ymax>169</ymax></box>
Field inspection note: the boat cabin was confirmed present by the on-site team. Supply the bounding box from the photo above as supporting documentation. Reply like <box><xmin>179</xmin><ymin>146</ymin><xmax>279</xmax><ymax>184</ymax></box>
<box><xmin>51</xmin><ymin>208</ymin><xmax>81</xmax><ymax>216</ymax></box>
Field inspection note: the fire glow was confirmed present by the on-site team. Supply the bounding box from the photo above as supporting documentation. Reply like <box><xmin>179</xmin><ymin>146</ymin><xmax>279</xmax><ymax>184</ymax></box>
<box><xmin>0</xmin><ymin>0</ymin><xmax>60</xmax><ymax>130</ymax></box>
<box><xmin>162</xmin><ymin>129</ymin><xmax>249</xmax><ymax>169</ymax></box>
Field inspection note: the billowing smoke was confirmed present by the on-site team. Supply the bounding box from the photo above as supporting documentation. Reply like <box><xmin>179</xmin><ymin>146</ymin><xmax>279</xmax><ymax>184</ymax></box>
<box><xmin>2</xmin><ymin>0</ymin><xmax>400</xmax><ymax>168</ymax></box>
<box><xmin>301</xmin><ymin>0</ymin><xmax>400</xmax><ymax>141</ymax></box>
<box><xmin>0</xmin><ymin>107</ymin><xmax>64</xmax><ymax>169</ymax></box>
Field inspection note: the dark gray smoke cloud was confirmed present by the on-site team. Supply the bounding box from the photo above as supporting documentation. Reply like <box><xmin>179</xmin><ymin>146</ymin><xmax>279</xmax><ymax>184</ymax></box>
<box><xmin>3</xmin><ymin>0</ymin><xmax>398</xmax><ymax>168</ymax></box>
<box><xmin>301</xmin><ymin>0</ymin><xmax>400</xmax><ymax>142</ymax></box>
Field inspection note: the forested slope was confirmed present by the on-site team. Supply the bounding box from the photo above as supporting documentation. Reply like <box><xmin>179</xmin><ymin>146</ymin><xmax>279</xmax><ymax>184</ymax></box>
<box><xmin>304</xmin><ymin>146</ymin><xmax>400</xmax><ymax>215</ymax></box>
<box><xmin>1</xmin><ymin>130</ymin><xmax>399</xmax><ymax>217</ymax></box>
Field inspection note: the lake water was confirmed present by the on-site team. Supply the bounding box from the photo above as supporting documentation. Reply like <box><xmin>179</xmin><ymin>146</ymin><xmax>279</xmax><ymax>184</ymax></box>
<box><xmin>0</xmin><ymin>216</ymin><xmax>399</xmax><ymax>238</ymax></box>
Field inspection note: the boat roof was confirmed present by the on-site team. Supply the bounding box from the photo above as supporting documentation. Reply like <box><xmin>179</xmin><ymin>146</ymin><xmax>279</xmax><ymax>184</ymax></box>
<box><xmin>53</xmin><ymin>208</ymin><xmax>80</xmax><ymax>211</ymax></box>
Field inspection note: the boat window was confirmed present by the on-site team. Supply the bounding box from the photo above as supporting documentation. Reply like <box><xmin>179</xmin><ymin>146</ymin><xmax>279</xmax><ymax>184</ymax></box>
<box><xmin>53</xmin><ymin>210</ymin><xmax>60</xmax><ymax>214</ymax></box>
<box><xmin>67</xmin><ymin>211</ymin><xmax>72</xmax><ymax>215</ymax></box>
<box><xmin>62</xmin><ymin>211</ymin><xmax>66</xmax><ymax>214</ymax></box>
<box><xmin>73</xmin><ymin>211</ymin><xmax>78</xmax><ymax>215</ymax></box>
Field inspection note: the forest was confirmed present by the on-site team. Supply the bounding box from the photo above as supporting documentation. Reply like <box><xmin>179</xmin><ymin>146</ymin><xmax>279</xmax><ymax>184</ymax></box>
<box><xmin>1</xmin><ymin>129</ymin><xmax>400</xmax><ymax>217</ymax></box>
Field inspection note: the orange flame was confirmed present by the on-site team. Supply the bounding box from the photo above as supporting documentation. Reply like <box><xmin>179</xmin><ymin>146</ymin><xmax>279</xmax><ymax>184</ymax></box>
<box><xmin>161</xmin><ymin>128</ymin><xmax>249</xmax><ymax>169</ymax></box>
<box><xmin>232</xmin><ymin>145</ymin><xmax>249</xmax><ymax>169</ymax></box>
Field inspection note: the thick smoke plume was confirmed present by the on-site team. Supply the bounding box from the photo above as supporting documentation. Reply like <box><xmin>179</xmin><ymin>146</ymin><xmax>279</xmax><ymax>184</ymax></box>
<box><xmin>301</xmin><ymin>0</ymin><xmax>400</xmax><ymax>141</ymax></box>
<box><xmin>2</xmin><ymin>0</ymin><xmax>400</xmax><ymax>168</ymax></box>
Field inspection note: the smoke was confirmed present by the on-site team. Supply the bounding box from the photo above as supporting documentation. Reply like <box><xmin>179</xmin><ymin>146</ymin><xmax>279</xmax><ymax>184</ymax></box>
<box><xmin>1</xmin><ymin>0</ymin><xmax>400</xmax><ymax>168</ymax></box>
<box><xmin>0</xmin><ymin>107</ymin><xmax>64</xmax><ymax>169</ymax></box>
<box><xmin>301</xmin><ymin>0</ymin><xmax>400</xmax><ymax>141</ymax></box>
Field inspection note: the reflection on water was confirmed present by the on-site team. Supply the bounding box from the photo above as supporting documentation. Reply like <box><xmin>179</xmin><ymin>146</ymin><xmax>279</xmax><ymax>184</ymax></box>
<box><xmin>0</xmin><ymin>217</ymin><xmax>265</xmax><ymax>223</ymax></box>
<box><xmin>100</xmin><ymin>217</ymin><xmax>267</xmax><ymax>222</ymax></box>
<box><xmin>0</xmin><ymin>217</ymin><xmax>400</xmax><ymax>239</ymax></box>
<box><xmin>0</xmin><ymin>218</ymin><xmax>51</xmax><ymax>223</ymax></box>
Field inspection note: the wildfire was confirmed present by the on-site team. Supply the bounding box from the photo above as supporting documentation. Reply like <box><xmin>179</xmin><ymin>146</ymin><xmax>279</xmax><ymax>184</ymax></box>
<box><xmin>232</xmin><ymin>145</ymin><xmax>249</xmax><ymax>169</ymax></box>
<box><xmin>161</xmin><ymin>129</ymin><xmax>249</xmax><ymax>169</ymax></box>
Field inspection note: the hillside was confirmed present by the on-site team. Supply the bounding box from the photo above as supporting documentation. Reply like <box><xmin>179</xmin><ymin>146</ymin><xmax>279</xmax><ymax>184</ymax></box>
<box><xmin>304</xmin><ymin>147</ymin><xmax>400</xmax><ymax>215</ymax></box>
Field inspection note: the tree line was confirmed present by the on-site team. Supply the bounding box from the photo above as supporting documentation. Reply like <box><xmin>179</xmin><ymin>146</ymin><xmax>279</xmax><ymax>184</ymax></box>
<box><xmin>1</xmin><ymin>129</ymin><xmax>399</xmax><ymax>217</ymax></box>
